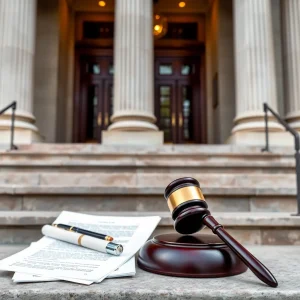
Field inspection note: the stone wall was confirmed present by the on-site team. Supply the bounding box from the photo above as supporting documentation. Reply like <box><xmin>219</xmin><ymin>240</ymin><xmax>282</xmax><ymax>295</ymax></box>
<box><xmin>57</xmin><ymin>0</ymin><xmax>75</xmax><ymax>143</ymax></box>
<box><xmin>218</xmin><ymin>0</ymin><xmax>235</xmax><ymax>144</ymax></box>
<box><xmin>34</xmin><ymin>0</ymin><xmax>60</xmax><ymax>142</ymax></box>
<box><xmin>205</xmin><ymin>0</ymin><xmax>236</xmax><ymax>144</ymax></box>
<box><xmin>34</xmin><ymin>0</ymin><xmax>74</xmax><ymax>143</ymax></box>
<box><xmin>205</xmin><ymin>0</ymin><xmax>219</xmax><ymax>143</ymax></box>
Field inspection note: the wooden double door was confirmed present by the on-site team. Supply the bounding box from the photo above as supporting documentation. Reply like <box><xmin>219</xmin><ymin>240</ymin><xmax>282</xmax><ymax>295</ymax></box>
<box><xmin>74</xmin><ymin>53</ymin><xmax>113</xmax><ymax>143</ymax></box>
<box><xmin>74</xmin><ymin>52</ymin><xmax>203</xmax><ymax>144</ymax></box>
<box><xmin>155</xmin><ymin>56</ymin><xmax>202</xmax><ymax>143</ymax></box>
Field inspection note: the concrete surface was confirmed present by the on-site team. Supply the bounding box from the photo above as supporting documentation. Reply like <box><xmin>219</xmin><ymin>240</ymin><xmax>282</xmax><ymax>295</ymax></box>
<box><xmin>0</xmin><ymin>245</ymin><xmax>299</xmax><ymax>299</ymax></box>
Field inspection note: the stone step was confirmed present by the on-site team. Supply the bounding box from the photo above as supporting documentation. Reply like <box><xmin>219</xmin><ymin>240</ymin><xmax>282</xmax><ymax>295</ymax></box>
<box><xmin>16</xmin><ymin>143</ymin><xmax>295</xmax><ymax>154</ymax></box>
<box><xmin>0</xmin><ymin>145</ymin><xmax>297</xmax><ymax>215</ymax></box>
<box><xmin>0</xmin><ymin>172</ymin><xmax>295</xmax><ymax>188</ymax></box>
<box><xmin>0</xmin><ymin>186</ymin><xmax>297</xmax><ymax>213</ymax></box>
<box><xmin>0</xmin><ymin>146</ymin><xmax>296</xmax><ymax>196</ymax></box>
<box><xmin>1</xmin><ymin>211</ymin><xmax>300</xmax><ymax>245</ymax></box>
<box><xmin>0</xmin><ymin>144</ymin><xmax>295</xmax><ymax>173</ymax></box>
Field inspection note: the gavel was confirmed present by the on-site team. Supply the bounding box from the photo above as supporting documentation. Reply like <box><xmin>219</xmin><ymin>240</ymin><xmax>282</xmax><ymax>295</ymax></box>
<box><xmin>164</xmin><ymin>177</ymin><xmax>278</xmax><ymax>288</ymax></box>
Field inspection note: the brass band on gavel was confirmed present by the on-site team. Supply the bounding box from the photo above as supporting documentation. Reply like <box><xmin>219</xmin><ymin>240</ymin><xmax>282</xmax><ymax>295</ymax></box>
<box><xmin>167</xmin><ymin>186</ymin><xmax>206</xmax><ymax>212</ymax></box>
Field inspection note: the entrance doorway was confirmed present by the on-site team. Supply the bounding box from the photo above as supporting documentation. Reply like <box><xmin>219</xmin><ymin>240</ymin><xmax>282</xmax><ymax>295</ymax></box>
<box><xmin>74</xmin><ymin>51</ymin><xmax>204</xmax><ymax>143</ymax></box>
<box><xmin>74</xmin><ymin>50</ymin><xmax>113</xmax><ymax>143</ymax></box>
<box><xmin>73</xmin><ymin>13</ymin><xmax>206</xmax><ymax>144</ymax></box>
<box><xmin>155</xmin><ymin>54</ymin><xmax>203</xmax><ymax>143</ymax></box>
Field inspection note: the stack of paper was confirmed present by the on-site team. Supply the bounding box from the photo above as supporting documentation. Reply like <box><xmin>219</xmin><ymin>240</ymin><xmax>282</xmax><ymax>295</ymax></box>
<box><xmin>0</xmin><ymin>211</ymin><xmax>160</xmax><ymax>285</ymax></box>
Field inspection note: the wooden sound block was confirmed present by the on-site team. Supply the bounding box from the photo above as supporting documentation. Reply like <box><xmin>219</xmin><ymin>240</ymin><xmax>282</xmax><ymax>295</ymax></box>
<box><xmin>138</xmin><ymin>233</ymin><xmax>248</xmax><ymax>278</ymax></box>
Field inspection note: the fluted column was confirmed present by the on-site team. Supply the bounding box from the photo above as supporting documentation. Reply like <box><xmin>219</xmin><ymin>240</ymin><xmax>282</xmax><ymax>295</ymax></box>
<box><xmin>109</xmin><ymin>0</ymin><xmax>157</xmax><ymax>131</ymax></box>
<box><xmin>0</xmin><ymin>0</ymin><xmax>41</xmax><ymax>144</ymax></box>
<box><xmin>102</xmin><ymin>0</ymin><xmax>162</xmax><ymax>145</ymax></box>
<box><xmin>231</xmin><ymin>0</ymin><xmax>283</xmax><ymax>142</ymax></box>
<box><xmin>282</xmin><ymin>0</ymin><xmax>300</xmax><ymax>130</ymax></box>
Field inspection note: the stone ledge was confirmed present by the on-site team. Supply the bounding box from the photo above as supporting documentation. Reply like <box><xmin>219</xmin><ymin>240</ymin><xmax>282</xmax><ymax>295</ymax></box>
<box><xmin>0</xmin><ymin>158</ymin><xmax>294</xmax><ymax>171</ymax></box>
<box><xmin>1</xmin><ymin>211</ymin><xmax>300</xmax><ymax>227</ymax></box>
<box><xmin>0</xmin><ymin>151</ymin><xmax>294</xmax><ymax>169</ymax></box>
<box><xmin>12</xmin><ymin>143</ymin><xmax>296</xmax><ymax>154</ymax></box>
<box><xmin>0</xmin><ymin>160</ymin><xmax>294</xmax><ymax>168</ymax></box>
<box><xmin>0</xmin><ymin>186</ymin><xmax>296</xmax><ymax>196</ymax></box>
<box><xmin>2</xmin><ymin>212</ymin><xmax>300</xmax><ymax>245</ymax></box>
<box><xmin>0</xmin><ymin>245</ymin><xmax>300</xmax><ymax>299</ymax></box>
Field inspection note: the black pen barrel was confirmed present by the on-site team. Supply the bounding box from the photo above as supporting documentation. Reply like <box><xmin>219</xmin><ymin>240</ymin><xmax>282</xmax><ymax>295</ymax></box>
<box><xmin>54</xmin><ymin>223</ymin><xmax>113</xmax><ymax>241</ymax></box>
<box><xmin>74</xmin><ymin>228</ymin><xmax>106</xmax><ymax>239</ymax></box>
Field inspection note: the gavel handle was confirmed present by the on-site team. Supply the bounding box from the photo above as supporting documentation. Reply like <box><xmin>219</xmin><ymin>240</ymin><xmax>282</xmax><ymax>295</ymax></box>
<box><xmin>203</xmin><ymin>215</ymin><xmax>278</xmax><ymax>288</ymax></box>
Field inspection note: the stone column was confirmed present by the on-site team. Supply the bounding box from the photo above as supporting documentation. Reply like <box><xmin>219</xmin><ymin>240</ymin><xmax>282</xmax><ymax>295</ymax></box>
<box><xmin>0</xmin><ymin>0</ymin><xmax>41</xmax><ymax>145</ymax></box>
<box><xmin>282</xmin><ymin>0</ymin><xmax>300</xmax><ymax>130</ymax></box>
<box><xmin>102</xmin><ymin>0</ymin><xmax>163</xmax><ymax>145</ymax></box>
<box><xmin>229</xmin><ymin>0</ymin><xmax>283</xmax><ymax>145</ymax></box>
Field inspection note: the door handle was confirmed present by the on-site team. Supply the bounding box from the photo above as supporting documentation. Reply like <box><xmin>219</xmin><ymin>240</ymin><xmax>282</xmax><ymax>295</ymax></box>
<box><xmin>105</xmin><ymin>112</ymin><xmax>109</xmax><ymax>127</ymax></box>
<box><xmin>97</xmin><ymin>112</ymin><xmax>102</xmax><ymax>127</ymax></box>
<box><xmin>179</xmin><ymin>113</ymin><xmax>183</xmax><ymax>128</ymax></box>
<box><xmin>172</xmin><ymin>113</ymin><xmax>176</xmax><ymax>127</ymax></box>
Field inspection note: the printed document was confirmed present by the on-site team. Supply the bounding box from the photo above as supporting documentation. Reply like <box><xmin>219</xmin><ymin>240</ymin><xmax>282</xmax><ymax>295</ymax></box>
<box><xmin>13</xmin><ymin>257</ymin><xmax>136</xmax><ymax>283</ymax></box>
<box><xmin>0</xmin><ymin>211</ymin><xmax>160</xmax><ymax>283</ymax></box>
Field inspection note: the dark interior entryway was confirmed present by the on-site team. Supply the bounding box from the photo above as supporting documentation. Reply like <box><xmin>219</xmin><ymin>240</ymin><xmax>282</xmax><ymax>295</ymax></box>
<box><xmin>73</xmin><ymin>14</ymin><xmax>206</xmax><ymax>144</ymax></box>
<box><xmin>74</xmin><ymin>50</ymin><xmax>205</xmax><ymax>144</ymax></box>
<box><xmin>74</xmin><ymin>50</ymin><xmax>113</xmax><ymax>143</ymax></box>
<box><xmin>155</xmin><ymin>53</ymin><xmax>204</xmax><ymax>143</ymax></box>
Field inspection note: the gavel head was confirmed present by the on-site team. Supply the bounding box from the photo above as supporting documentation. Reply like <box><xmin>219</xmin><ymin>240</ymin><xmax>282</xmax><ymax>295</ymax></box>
<box><xmin>164</xmin><ymin>177</ymin><xmax>210</xmax><ymax>234</ymax></box>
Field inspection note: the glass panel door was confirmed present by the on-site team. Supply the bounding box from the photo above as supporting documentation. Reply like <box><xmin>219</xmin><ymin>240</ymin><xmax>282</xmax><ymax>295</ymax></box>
<box><xmin>155</xmin><ymin>82</ymin><xmax>176</xmax><ymax>143</ymax></box>
<box><xmin>76</xmin><ymin>55</ymin><xmax>113</xmax><ymax>143</ymax></box>
<box><xmin>160</xmin><ymin>85</ymin><xmax>172</xmax><ymax>142</ymax></box>
<box><xmin>177</xmin><ymin>83</ymin><xmax>194</xmax><ymax>143</ymax></box>
<box><xmin>154</xmin><ymin>54</ymin><xmax>202</xmax><ymax>144</ymax></box>
<box><xmin>103</xmin><ymin>79</ymin><xmax>113</xmax><ymax>129</ymax></box>
<box><xmin>83</xmin><ymin>78</ymin><xmax>104</xmax><ymax>143</ymax></box>
<box><xmin>86</xmin><ymin>84</ymin><xmax>101</xmax><ymax>142</ymax></box>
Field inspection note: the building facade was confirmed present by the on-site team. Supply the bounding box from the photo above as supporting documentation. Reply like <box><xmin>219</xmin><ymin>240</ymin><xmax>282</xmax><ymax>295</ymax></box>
<box><xmin>0</xmin><ymin>0</ymin><xmax>299</xmax><ymax>146</ymax></box>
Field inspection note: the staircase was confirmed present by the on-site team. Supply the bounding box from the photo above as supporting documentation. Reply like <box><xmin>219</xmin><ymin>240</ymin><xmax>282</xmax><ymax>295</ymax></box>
<box><xmin>0</xmin><ymin>144</ymin><xmax>299</xmax><ymax>245</ymax></box>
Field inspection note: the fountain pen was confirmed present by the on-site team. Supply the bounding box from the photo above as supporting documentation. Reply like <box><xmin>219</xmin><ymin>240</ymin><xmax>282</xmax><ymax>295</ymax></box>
<box><xmin>52</xmin><ymin>223</ymin><xmax>114</xmax><ymax>241</ymax></box>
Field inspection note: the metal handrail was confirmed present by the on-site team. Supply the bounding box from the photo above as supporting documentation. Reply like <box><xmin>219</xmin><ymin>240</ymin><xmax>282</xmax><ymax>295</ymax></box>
<box><xmin>0</xmin><ymin>101</ymin><xmax>17</xmax><ymax>151</ymax></box>
<box><xmin>262</xmin><ymin>102</ymin><xmax>300</xmax><ymax>216</ymax></box>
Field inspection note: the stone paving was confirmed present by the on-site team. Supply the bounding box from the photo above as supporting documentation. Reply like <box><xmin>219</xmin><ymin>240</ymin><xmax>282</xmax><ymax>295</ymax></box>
<box><xmin>0</xmin><ymin>245</ymin><xmax>300</xmax><ymax>299</ymax></box>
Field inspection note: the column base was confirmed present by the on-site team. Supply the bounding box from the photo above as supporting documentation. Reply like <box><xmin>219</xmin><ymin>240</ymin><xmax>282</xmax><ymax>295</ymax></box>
<box><xmin>0</xmin><ymin>128</ymin><xmax>42</xmax><ymax>146</ymax></box>
<box><xmin>108</xmin><ymin>120</ymin><xmax>158</xmax><ymax>131</ymax></box>
<box><xmin>109</xmin><ymin>111</ymin><xmax>159</xmax><ymax>131</ymax></box>
<box><xmin>286</xmin><ymin>111</ymin><xmax>300</xmax><ymax>131</ymax></box>
<box><xmin>232</xmin><ymin>112</ymin><xmax>284</xmax><ymax>133</ymax></box>
<box><xmin>227</xmin><ymin>131</ymin><xmax>295</xmax><ymax>147</ymax></box>
<box><xmin>229</xmin><ymin>112</ymin><xmax>287</xmax><ymax>146</ymax></box>
<box><xmin>102</xmin><ymin>131</ymin><xmax>163</xmax><ymax>145</ymax></box>
<box><xmin>0</xmin><ymin>111</ymin><xmax>43</xmax><ymax>146</ymax></box>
